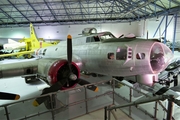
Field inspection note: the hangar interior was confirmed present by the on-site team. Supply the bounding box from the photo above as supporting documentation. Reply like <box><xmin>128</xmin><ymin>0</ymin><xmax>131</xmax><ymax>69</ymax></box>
<box><xmin>0</xmin><ymin>0</ymin><xmax>179</xmax><ymax>41</ymax></box>
<box><xmin>0</xmin><ymin>0</ymin><xmax>180</xmax><ymax>120</ymax></box>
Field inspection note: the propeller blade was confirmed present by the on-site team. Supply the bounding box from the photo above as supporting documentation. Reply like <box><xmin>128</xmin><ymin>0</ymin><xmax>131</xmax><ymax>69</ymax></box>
<box><xmin>67</xmin><ymin>35</ymin><xmax>72</xmax><ymax>71</ymax></box>
<box><xmin>0</xmin><ymin>92</ymin><xmax>20</xmax><ymax>100</ymax></box>
<box><xmin>33</xmin><ymin>80</ymin><xmax>66</xmax><ymax>107</ymax></box>
<box><xmin>77</xmin><ymin>78</ymin><xmax>98</xmax><ymax>92</ymax></box>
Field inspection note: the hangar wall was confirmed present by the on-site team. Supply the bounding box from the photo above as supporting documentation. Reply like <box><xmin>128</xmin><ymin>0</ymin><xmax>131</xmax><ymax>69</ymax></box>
<box><xmin>145</xmin><ymin>15</ymin><xmax>179</xmax><ymax>41</ymax></box>
<box><xmin>0</xmin><ymin>22</ymin><xmax>139</xmax><ymax>41</ymax></box>
<box><xmin>0</xmin><ymin>15</ymin><xmax>178</xmax><ymax>43</ymax></box>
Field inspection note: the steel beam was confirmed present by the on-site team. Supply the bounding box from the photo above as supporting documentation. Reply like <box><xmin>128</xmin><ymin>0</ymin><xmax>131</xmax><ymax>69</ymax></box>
<box><xmin>153</xmin><ymin>15</ymin><xmax>165</xmax><ymax>38</ymax></box>
<box><xmin>163</xmin><ymin>14</ymin><xmax>168</xmax><ymax>44</ymax></box>
<box><xmin>172</xmin><ymin>13</ymin><xmax>178</xmax><ymax>53</ymax></box>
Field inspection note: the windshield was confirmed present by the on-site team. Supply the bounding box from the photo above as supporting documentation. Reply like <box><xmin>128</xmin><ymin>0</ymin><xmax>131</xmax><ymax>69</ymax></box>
<box><xmin>99</xmin><ymin>32</ymin><xmax>116</xmax><ymax>40</ymax></box>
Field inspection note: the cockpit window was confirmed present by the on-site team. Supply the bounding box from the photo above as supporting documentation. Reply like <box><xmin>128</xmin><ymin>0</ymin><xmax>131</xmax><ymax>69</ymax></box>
<box><xmin>116</xmin><ymin>47</ymin><xmax>127</xmax><ymax>60</ymax></box>
<box><xmin>100</xmin><ymin>33</ymin><xmax>115</xmax><ymax>40</ymax></box>
<box><xmin>86</xmin><ymin>36</ymin><xmax>100</xmax><ymax>42</ymax></box>
<box><xmin>108</xmin><ymin>53</ymin><xmax>114</xmax><ymax>60</ymax></box>
<box><xmin>86</xmin><ymin>37</ymin><xmax>95</xmax><ymax>42</ymax></box>
<box><xmin>94</xmin><ymin>36</ymin><xmax>100</xmax><ymax>42</ymax></box>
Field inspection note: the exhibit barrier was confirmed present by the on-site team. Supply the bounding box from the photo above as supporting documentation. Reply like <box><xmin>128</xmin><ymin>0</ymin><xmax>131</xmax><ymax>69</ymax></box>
<box><xmin>0</xmin><ymin>79</ymin><xmax>114</xmax><ymax>120</ymax></box>
<box><xmin>0</xmin><ymin>77</ymin><xmax>176</xmax><ymax>120</ymax></box>
<box><xmin>104</xmin><ymin>78</ymin><xmax>175</xmax><ymax>120</ymax></box>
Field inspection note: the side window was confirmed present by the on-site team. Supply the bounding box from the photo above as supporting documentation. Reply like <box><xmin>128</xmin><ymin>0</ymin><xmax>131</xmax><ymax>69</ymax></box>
<box><xmin>136</xmin><ymin>53</ymin><xmax>145</xmax><ymax>59</ymax></box>
<box><xmin>100</xmin><ymin>36</ymin><xmax>105</xmax><ymax>40</ymax></box>
<box><xmin>86</xmin><ymin>37</ymin><xmax>91</xmax><ymax>43</ymax></box>
<box><xmin>91</xmin><ymin>37</ymin><xmax>95</xmax><ymax>42</ymax></box>
<box><xmin>116</xmin><ymin>48</ymin><xmax>127</xmax><ymax>60</ymax></box>
<box><xmin>108</xmin><ymin>53</ymin><xmax>114</xmax><ymax>60</ymax></box>
<box><xmin>94</xmin><ymin>36</ymin><xmax>100</xmax><ymax>42</ymax></box>
<box><xmin>86</xmin><ymin>37</ymin><xmax>96</xmax><ymax>42</ymax></box>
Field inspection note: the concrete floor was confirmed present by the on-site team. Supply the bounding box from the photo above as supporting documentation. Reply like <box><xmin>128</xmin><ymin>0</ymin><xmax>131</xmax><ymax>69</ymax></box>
<box><xmin>71</xmin><ymin>108</ymin><xmax>132</xmax><ymax>120</ymax></box>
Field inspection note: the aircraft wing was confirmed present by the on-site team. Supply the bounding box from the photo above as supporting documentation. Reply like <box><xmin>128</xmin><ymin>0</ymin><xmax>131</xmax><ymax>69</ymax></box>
<box><xmin>0</xmin><ymin>35</ymin><xmax>99</xmax><ymax>108</ymax></box>
<box><xmin>0</xmin><ymin>76</ymin><xmax>49</xmax><ymax>106</ymax></box>
<box><xmin>0</xmin><ymin>50</ymin><xmax>34</xmax><ymax>58</ymax></box>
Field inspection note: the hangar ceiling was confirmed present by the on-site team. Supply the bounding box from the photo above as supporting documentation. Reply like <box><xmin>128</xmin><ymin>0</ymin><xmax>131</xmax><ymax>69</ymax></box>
<box><xmin>0</xmin><ymin>0</ymin><xmax>180</xmax><ymax>28</ymax></box>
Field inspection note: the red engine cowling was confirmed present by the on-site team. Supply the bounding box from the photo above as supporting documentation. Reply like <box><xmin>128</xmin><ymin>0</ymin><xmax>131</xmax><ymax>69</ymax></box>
<box><xmin>38</xmin><ymin>59</ymin><xmax>80</xmax><ymax>90</ymax></box>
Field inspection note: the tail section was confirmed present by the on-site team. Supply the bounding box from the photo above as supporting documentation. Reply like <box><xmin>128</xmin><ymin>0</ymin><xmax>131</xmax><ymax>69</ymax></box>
<box><xmin>26</xmin><ymin>23</ymin><xmax>39</xmax><ymax>51</ymax></box>
<box><xmin>8</xmin><ymin>39</ymin><xmax>18</xmax><ymax>43</ymax></box>
<box><xmin>30</xmin><ymin>23</ymin><xmax>38</xmax><ymax>41</ymax></box>
<box><xmin>25</xmin><ymin>23</ymin><xmax>58</xmax><ymax>51</ymax></box>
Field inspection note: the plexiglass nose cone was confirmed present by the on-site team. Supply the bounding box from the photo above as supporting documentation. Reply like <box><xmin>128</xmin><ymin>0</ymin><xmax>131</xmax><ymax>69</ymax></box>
<box><xmin>150</xmin><ymin>42</ymin><xmax>173</xmax><ymax>73</ymax></box>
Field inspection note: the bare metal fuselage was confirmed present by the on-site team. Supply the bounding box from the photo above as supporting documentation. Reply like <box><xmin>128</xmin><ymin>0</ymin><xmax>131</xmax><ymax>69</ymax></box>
<box><xmin>37</xmin><ymin>38</ymin><xmax>172</xmax><ymax>77</ymax></box>
<box><xmin>0</xmin><ymin>34</ymin><xmax>173</xmax><ymax>87</ymax></box>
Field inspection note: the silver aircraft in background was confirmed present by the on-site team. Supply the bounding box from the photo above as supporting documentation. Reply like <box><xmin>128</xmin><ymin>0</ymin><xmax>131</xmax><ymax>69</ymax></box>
<box><xmin>0</xmin><ymin>27</ymin><xmax>177</xmax><ymax>108</ymax></box>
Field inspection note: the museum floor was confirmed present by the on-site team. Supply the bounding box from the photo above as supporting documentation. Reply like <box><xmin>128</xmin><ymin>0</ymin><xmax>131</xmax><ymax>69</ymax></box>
<box><xmin>71</xmin><ymin>108</ymin><xmax>132</xmax><ymax>120</ymax></box>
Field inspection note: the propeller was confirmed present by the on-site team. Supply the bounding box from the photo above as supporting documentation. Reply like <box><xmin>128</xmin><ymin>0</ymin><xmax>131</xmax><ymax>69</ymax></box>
<box><xmin>66</xmin><ymin>35</ymin><xmax>97</xmax><ymax>91</ymax></box>
<box><xmin>33</xmin><ymin>79</ymin><xmax>66</xmax><ymax>106</ymax></box>
<box><xmin>76</xmin><ymin>78</ymin><xmax>98</xmax><ymax>92</ymax></box>
<box><xmin>33</xmin><ymin>35</ymin><xmax>73</xmax><ymax>107</ymax></box>
<box><xmin>67</xmin><ymin>35</ymin><xmax>72</xmax><ymax>67</ymax></box>
<box><xmin>0</xmin><ymin>92</ymin><xmax>20</xmax><ymax>100</ymax></box>
<box><xmin>33</xmin><ymin>35</ymin><xmax>98</xmax><ymax>107</ymax></box>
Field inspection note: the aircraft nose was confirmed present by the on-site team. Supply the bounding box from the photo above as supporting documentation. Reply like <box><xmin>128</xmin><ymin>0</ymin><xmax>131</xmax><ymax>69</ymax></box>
<box><xmin>150</xmin><ymin>42</ymin><xmax>173</xmax><ymax>73</ymax></box>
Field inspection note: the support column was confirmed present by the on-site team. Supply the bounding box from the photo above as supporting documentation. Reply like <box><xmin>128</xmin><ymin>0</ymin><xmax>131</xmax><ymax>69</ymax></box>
<box><xmin>166</xmin><ymin>100</ymin><xmax>173</xmax><ymax>120</ymax></box>
<box><xmin>164</xmin><ymin>14</ymin><xmax>168</xmax><ymax>44</ymax></box>
<box><xmin>172</xmin><ymin>13</ymin><xmax>178</xmax><ymax>53</ymax></box>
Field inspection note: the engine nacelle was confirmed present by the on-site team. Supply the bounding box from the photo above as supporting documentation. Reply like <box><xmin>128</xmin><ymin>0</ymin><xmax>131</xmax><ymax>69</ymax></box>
<box><xmin>38</xmin><ymin>59</ymin><xmax>80</xmax><ymax>89</ymax></box>
<box><xmin>0</xmin><ymin>61</ymin><xmax>38</xmax><ymax>78</ymax></box>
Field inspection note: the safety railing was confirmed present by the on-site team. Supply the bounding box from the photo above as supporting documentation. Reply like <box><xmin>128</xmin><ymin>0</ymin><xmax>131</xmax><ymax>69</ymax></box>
<box><xmin>0</xmin><ymin>79</ymin><xmax>114</xmax><ymax>120</ymax></box>
<box><xmin>104</xmin><ymin>78</ymin><xmax>176</xmax><ymax>120</ymax></box>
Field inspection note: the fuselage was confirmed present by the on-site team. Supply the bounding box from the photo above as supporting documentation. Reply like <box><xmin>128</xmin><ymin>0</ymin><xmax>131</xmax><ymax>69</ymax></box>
<box><xmin>35</xmin><ymin>32</ymin><xmax>173</xmax><ymax>77</ymax></box>
<box><xmin>3</xmin><ymin>42</ymin><xmax>26</xmax><ymax>50</ymax></box>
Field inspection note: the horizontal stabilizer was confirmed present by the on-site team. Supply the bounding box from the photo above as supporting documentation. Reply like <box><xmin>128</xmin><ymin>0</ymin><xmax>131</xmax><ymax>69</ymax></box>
<box><xmin>8</xmin><ymin>39</ymin><xmax>18</xmax><ymax>43</ymax></box>
<box><xmin>170</xmin><ymin>86</ymin><xmax>180</xmax><ymax>92</ymax></box>
<box><xmin>0</xmin><ymin>50</ymin><xmax>34</xmax><ymax>58</ymax></box>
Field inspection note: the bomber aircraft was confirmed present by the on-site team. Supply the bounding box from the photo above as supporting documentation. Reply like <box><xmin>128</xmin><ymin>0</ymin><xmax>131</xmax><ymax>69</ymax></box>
<box><xmin>0</xmin><ymin>27</ymin><xmax>179</xmax><ymax>108</ymax></box>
